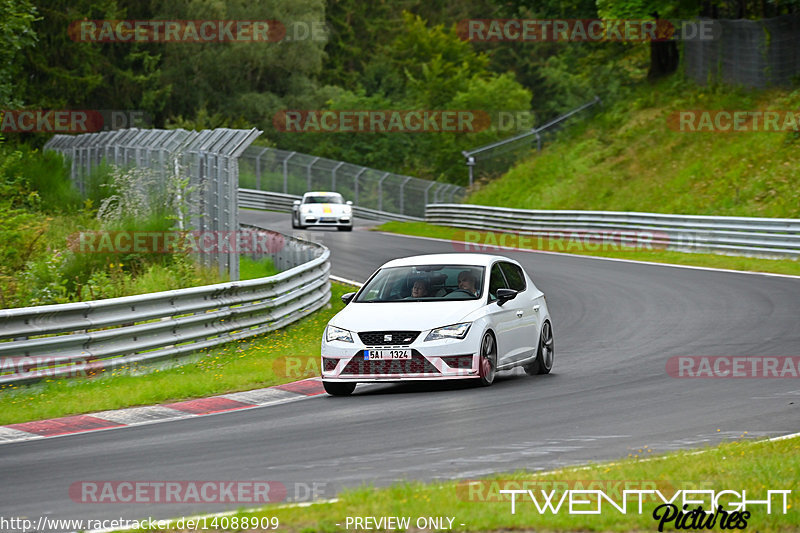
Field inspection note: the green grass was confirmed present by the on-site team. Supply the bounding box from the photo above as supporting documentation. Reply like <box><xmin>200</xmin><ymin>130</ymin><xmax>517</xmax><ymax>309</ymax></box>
<box><xmin>0</xmin><ymin>283</ymin><xmax>350</xmax><ymax>425</ymax></box>
<box><xmin>240</xmin><ymin>256</ymin><xmax>280</xmax><ymax>280</ymax></box>
<box><xmin>136</xmin><ymin>434</ymin><xmax>799</xmax><ymax>532</ymax></box>
<box><xmin>375</xmin><ymin>221</ymin><xmax>800</xmax><ymax>276</ymax></box>
<box><xmin>468</xmin><ymin>79</ymin><xmax>800</xmax><ymax>219</ymax></box>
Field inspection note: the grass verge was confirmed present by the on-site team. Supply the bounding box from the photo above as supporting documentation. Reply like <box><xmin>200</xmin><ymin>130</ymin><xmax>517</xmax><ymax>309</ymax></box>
<box><xmin>137</xmin><ymin>434</ymin><xmax>799</xmax><ymax>532</ymax></box>
<box><xmin>0</xmin><ymin>283</ymin><xmax>349</xmax><ymax>425</ymax></box>
<box><xmin>467</xmin><ymin>80</ymin><xmax>800</xmax><ymax>219</ymax></box>
<box><xmin>375</xmin><ymin>221</ymin><xmax>800</xmax><ymax>277</ymax></box>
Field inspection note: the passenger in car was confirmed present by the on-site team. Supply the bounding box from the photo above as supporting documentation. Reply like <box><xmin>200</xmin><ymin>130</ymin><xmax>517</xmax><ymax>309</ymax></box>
<box><xmin>410</xmin><ymin>279</ymin><xmax>430</xmax><ymax>298</ymax></box>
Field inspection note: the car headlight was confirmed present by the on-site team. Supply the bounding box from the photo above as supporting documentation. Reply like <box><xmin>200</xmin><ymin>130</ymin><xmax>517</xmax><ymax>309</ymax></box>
<box><xmin>326</xmin><ymin>325</ymin><xmax>353</xmax><ymax>343</ymax></box>
<box><xmin>425</xmin><ymin>322</ymin><xmax>471</xmax><ymax>341</ymax></box>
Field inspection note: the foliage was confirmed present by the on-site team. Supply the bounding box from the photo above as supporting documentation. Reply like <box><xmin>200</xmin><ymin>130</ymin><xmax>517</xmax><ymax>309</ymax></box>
<box><xmin>0</xmin><ymin>0</ymin><xmax>38</xmax><ymax>108</ymax></box>
<box><xmin>277</xmin><ymin>12</ymin><xmax>533</xmax><ymax>183</ymax></box>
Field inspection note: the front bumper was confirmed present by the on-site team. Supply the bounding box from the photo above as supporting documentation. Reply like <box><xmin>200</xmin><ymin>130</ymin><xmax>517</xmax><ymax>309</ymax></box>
<box><xmin>301</xmin><ymin>214</ymin><xmax>352</xmax><ymax>227</ymax></box>
<box><xmin>321</xmin><ymin>334</ymin><xmax>480</xmax><ymax>382</ymax></box>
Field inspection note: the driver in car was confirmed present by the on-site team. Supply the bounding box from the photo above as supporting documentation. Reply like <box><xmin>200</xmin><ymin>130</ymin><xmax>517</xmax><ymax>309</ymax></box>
<box><xmin>453</xmin><ymin>270</ymin><xmax>478</xmax><ymax>297</ymax></box>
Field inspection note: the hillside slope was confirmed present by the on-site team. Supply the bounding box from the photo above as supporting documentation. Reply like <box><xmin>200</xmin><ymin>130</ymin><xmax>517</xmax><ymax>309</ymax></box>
<box><xmin>468</xmin><ymin>79</ymin><xmax>800</xmax><ymax>218</ymax></box>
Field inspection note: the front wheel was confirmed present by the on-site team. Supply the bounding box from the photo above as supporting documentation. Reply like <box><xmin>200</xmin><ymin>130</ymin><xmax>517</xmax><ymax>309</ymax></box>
<box><xmin>337</xmin><ymin>225</ymin><xmax>353</xmax><ymax>232</ymax></box>
<box><xmin>525</xmin><ymin>321</ymin><xmax>554</xmax><ymax>375</ymax></box>
<box><xmin>478</xmin><ymin>332</ymin><xmax>497</xmax><ymax>386</ymax></box>
<box><xmin>323</xmin><ymin>381</ymin><xmax>356</xmax><ymax>396</ymax></box>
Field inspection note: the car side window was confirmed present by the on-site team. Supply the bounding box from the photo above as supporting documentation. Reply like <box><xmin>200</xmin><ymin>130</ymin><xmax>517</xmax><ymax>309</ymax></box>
<box><xmin>499</xmin><ymin>262</ymin><xmax>526</xmax><ymax>292</ymax></box>
<box><xmin>488</xmin><ymin>264</ymin><xmax>508</xmax><ymax>302</ymax></box>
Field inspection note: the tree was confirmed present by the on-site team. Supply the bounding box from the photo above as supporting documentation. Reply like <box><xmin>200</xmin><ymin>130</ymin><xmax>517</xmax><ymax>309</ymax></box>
<box><xmin>0</xmin><ymin>0</ymin><xmax>38</xmax><ymax>108</ymax></box>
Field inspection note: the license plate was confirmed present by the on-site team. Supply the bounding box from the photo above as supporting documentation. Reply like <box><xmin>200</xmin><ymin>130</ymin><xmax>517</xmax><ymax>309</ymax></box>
<box><xmin>364</xmin><ymin>349</ymin><xmax>412</xmax><ymax>360</ymax></box>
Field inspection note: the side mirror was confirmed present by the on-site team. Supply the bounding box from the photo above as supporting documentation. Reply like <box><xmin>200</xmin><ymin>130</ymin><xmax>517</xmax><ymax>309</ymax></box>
<box><xmin>293</xmin><ymin>200</ymin><xmax>301</xmax><ymax>207</ymax></box>
<box><xmin>346</xmin><ymin>200</ymin><xmax>353</xmax><ymax>206</ymax></box>
<box><xmin>341</xmin><ymin>292</ymin><xmax>356</xmax><ymax>304</ymax></box>
<box><xmin>496</xmin><ymin>288</ymin><xmax>517</xmax><ymax>306</ymax></box>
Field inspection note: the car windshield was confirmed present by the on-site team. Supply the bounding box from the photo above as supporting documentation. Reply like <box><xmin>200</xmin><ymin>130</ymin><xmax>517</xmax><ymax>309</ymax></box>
<box><xmin>354</xmin><ymin>265</ymin><xmax>485</xmax><ymax>302</ymax></box>
<box><xmin>304</xmin><ymin>195</ymin><xmax>343</xmax><ymax>204</ymax></box>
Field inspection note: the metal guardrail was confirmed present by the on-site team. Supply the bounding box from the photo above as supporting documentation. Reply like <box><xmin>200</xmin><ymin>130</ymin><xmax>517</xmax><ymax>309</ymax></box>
<box><xmin>426</xmin><ymin>204</ymin><xmax>800</xmax><ymax>258</ymax></box>
<box><xmin>239</xmin><ymin>146</ymin><xmax>465</xmax><ymax>218</ymax></box>
<box><xmin>238</xmin><ymin>188</ymin><xmax>422</xmax><ymax>222</ymax></box>
<box><xmin>0</xmin><ymin>231</ymin><xmax>330</xmax><ymax>385</ymax></box>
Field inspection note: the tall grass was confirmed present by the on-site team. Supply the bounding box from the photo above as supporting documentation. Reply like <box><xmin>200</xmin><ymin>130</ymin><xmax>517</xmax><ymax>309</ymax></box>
<box><xmin>468</xmin><ymin>79</ymin><xmax>800</xmax><ymax>218</ymax></box>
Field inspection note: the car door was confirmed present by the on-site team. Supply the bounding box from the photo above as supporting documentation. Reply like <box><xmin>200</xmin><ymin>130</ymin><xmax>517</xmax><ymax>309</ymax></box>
<box><xmin>499</xmin><ymin>261</ymin><xmax>538</xmax><ymax>361</ymax></box>
<box><xmin>486</xmin><ymin>262</ymin><xmax>525</xmax><ymax>367</ymax></box>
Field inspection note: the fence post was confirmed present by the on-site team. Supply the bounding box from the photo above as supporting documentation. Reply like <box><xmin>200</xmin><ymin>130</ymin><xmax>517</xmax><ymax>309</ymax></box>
<box><xmin>283</xmin><ymin>151</ymin><xmax>297</xmax><ymax>194</ymax></box>
<box><xmin>378</xmin><ymin>172</ymin><xmax>390</xmax><ymax>212</ymax></box>
<box><xmin>307</xmin><ymin>156</ymin><xmax>320</xmax><ymax>191</ymax></box>
<box><xmin>424</xmin><ymin>181</ymin><xmax>435</xmax><ymax>207</ymax></box>
<box><xmin>399</xmin><ymin>176</ymin><xmax>411</xmax><ymax>215</ymax></box>
<box><xmin>255</xmin><ymin>147</ymin><xmax>269</xmax><ymax>190</ymax></box>
<box><xmin>354</xmin><ymin>167</ymin><xmax>366</xmax><ymax>204</ymax></box>
<box><xmin>332</xmin><ymin>161</ymin><xmax>344</xmax><ymax>190</ymax></box>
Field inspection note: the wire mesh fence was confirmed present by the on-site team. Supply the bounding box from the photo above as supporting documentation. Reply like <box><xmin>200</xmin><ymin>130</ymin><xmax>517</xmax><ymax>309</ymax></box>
<box><xmin>239</xmin><ymin>147</ymin><xmax>466</xmax><ymax>219</ymax></box>
<box><xmin>461</xmin><ymin>97</ymin><xmax>601</xmax><ymax>184</ymax></box>
<box><xmin>684</xmin><ymin>15</ymin><xmax>800</xmax><ymax>88</ymax></box>
<box><xmin>44</xmin><ymin>128</ymin><xmax>262</xmax><ymax>280</ymax></box>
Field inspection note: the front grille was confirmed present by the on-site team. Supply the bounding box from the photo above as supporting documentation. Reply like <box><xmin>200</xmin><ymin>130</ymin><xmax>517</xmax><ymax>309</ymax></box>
<box><xmin>358</xmin><ymin>331</ymin><xmax>420</xmax><ymax>346</ymax></box>
<box><xmin>340</xmin><ymin>352</ymin><xmax>439</xmax><ymax>375</ymax></box>
<box><xmin>440</xmin><ymin>354</ymin><xmax>474</xmax><ymax>369</ymax></box>
<box><xmin>322</xmin><ymin>358</ymin><xmax>338</xmax><ymax>372</ymax></box>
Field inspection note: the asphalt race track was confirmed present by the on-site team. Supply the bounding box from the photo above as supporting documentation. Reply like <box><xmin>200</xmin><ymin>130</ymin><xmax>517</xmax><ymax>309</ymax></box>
<box><xmin>1</xmin><ymin>210</ymin><xmax>798</xmax><ymax>528</ymax></box>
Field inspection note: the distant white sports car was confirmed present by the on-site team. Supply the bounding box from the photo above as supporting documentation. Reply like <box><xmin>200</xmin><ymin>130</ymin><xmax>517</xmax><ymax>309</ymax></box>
<box><xmin>321</xmin><ymin>253</ymin><xmax>554</xmax><ymax>396</ymax></box>
<box><xmin>292</xmin><ymin>191</ymin><xmax>353</xmax><ymax>231</ymax></box>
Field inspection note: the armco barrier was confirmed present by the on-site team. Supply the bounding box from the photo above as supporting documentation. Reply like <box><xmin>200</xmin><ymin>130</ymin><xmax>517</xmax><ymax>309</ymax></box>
<box><xmin>425</xmin><ymin>204</ymin><xmax>800</xmax><ymax>258</ymax></box>
<box><xmin>0</xmin><ymin>230</ymin><xmax>330</xmax><ymax>385</ymax></box>
<box><xmin>237</xmin><ymin>188</ymin><xmax>422</xmax><ymax>222</ymax></box>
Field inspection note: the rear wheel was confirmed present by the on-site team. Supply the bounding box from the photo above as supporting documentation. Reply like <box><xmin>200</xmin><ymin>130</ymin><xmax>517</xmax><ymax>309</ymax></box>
<box><xmin>478</xmin><ymin>332</ymin><xmax>497</xmax><ymax>386</ymax></box>
<box><xmin>525</xmin><ymin>321</ymin><xmax>554</xmax><ymax>375</ymax></box>
<box><xmin>323</xmin><ymin>381</ymin><xmax>356</xmax><ymax>396</ymax></box>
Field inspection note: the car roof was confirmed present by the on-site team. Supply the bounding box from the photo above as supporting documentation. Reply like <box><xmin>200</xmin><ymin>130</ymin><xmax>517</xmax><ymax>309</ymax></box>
<box><xmin>380</xmin><ymin>253</ymin><xmax>516</xmax><ymax>268</ymax></box>
<box><xmin>303</xmin><ymin>191</ymin><xmax>342</xmax><ymax>197</ymax></box>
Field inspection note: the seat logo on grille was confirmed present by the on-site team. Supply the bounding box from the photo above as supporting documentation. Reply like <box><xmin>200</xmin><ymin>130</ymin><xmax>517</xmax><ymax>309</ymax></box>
<box><xmin>384</xmin><ymin>334</ymin><xmax>392</xmax><ymax>342</ymax></box>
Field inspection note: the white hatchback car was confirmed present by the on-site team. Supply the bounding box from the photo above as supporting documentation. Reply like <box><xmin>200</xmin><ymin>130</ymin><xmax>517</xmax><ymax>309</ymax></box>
<box><xmin>292</xmin><ymin>191</ymin><xmax>353</xmax><ymax>231</ymax></box>
<box><xmin>321</xmin><ymin>254</ymin><xmax>554</xmax><ymax>396</ymax></box>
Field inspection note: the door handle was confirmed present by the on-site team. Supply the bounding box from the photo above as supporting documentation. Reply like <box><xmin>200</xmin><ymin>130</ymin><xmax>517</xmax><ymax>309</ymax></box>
<box><xmin>516</xmin><ymin>310</ymin><xmax>524</xmax><ymax>318</ymax></box>
<box><xmin>533</xmin><ymin>305</ymin><xmax>540</xmax><ymax>312</ymax></box>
